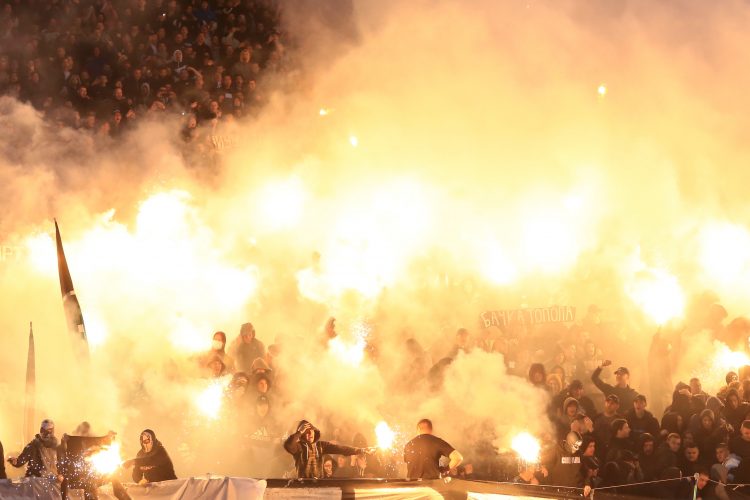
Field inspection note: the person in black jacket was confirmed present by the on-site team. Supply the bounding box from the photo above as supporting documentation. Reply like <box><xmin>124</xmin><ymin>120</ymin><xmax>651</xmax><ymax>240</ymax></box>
<box><xmin>284</xmin><ymin>420</ymin><xmax>373</xmax><ymax>479</ymax></box>
<box><xmin>625</xmin><ymin>395</ymin><xmax>660</xmax><ymax>443</ymax></box>
<box><xmin>123</xmin><ymin>429</ymin><xmax>177</xmax><ymax>484</ymax></box>
<box><xmin>8</xmin><ymin>419</ymin><xmax>62</xmax><ymax>481</ymax></box>
<box><xmin>591</xmin><ymin>361</ymin><xmax>639</xmax><ymax>412</ymax></box>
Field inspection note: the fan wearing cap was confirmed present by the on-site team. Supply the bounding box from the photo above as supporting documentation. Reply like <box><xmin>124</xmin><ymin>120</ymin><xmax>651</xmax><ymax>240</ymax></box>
<box><xmin>8</xmin><ymin>419</ymin><xmax>63</xmax><ymax>482</ymax></box>
<box><xmin>591</xmin><ymin>360</ymin><xmax>639</xmax><ymax>413</ymax></box>
<box><xmin>625</xmin><ymin>394</ymin><xmax>660</xmax><ymax>443</ymax></box>
<box><xmin>593</xmin><ymin>394</ymin><xmax>622</xmax><ymax>462</ymax></box>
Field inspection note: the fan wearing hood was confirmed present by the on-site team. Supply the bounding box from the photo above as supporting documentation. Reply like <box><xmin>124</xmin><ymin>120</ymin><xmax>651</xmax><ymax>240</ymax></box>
<box><xmin>124</xmin><ymin>429</ymin><xmax>177</xmax><ymax>484</ymax></box>
<box><xmin>283</xmin><ymin>420</ymin><xmax>372</xmax><ymax>479</ymax></box>
<box><xmin>8</xmin><ymin>419</ymin><xmax>61</xmax><ymax>481</ymax></box>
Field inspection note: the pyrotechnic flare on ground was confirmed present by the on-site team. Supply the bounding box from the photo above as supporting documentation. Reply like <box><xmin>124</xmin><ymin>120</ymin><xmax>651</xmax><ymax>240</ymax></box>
<box><xmin>403</xmin><ymin>418</ymin><xmax>463</xmax><ymax>480</ymax></box>
<box><xmin>122</xmin><ymin>429</ymin><xmax>177</xmax><ymax>485</ymax></box>
<box><xmin>283</xmin><ymin>420</ymin><xmax>374</xmax><ymax>479</ymax></box>
<box><xmin>591</xmin><ymin>360</ymin><xmax>639</xmax><ymax>411</ymax></box>
<box><xmin>8</xmin><ymin>419</ymin><xmax>63</xmax><ymax>483</ymax></box>
<box><xmin>230</xmin><ymin>322</ymin><xmax>265</xmax><ymax>374</ymax></box>
<box><xmin>57</xmin><ymin>423</ymin><xmax>127</xmax><ymax>500</ymax></box>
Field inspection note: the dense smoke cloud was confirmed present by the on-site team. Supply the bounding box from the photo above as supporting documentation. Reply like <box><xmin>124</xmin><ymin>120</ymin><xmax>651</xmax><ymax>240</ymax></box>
<box><xmin>2</xmin><ymin>0</ymin><xmax>750</xmax><ymax>479</ymax></box>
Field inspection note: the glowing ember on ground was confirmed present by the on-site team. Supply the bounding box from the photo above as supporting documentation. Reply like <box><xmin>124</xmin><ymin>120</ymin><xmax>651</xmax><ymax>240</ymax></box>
<box><xmin>195</xmin><ymin>378</ymin><xmax>230</xmax><ymax>420</ymax></box>
<box><xmin>511</xmin><ymin>432</ymin><xmax>541</xmax><ymax>464</ymax></box>
<box><xmin>87</xmin><ymin>443</ymin><xmax>123</xmax><ymax>475</ymax></box>
<box><xmin>375</xmin><ymin>421</ymin><xmax>396</xmax><ymax>450</ymax></box>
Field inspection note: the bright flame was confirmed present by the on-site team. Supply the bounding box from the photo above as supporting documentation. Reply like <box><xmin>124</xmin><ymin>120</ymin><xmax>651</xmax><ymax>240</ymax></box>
<box><xmin>195</xmin><ymin>378</ymin><xmax>230</xmax><ymax>420</ymax></box>
<box><xmin>699</xmin><ymin>222</ymin><xmax>750</xmax><ymax>285</ymax></box>
<box><xmin>87</xmin><ymin>443</ymin><xmax>123</xmax><ymax>475</ymax></box>
<box><xmin>297</xmin><ymin>180</ymin><xmax>433</xmax><ymax>302</ymax></box>
<box><xmin>256</xmin><ymin>176</ymin><xmax>308</xmax><ymax>230</ymax></box>
<box><xmin>597</xmin><ymin>84</ymin><xmax>607</xmax><ymax>96</ymax></box>
<box><xmin>328</xmin><ymin>322</ymin><xmax>370</xmax><ymax>366</ymax></box>
<box><xmin>511</xmin><ymin>432</ymin><xmax>541</xmax><ymax>464</ymax></box>
<box><xmin>626</xmin><ymin>266</ymin><xmax>685</xmax><ymax>325</ymax></box>
<box><xmin>24</xmin><ymin>232</ymin><xmax>56</xmax><ymax>275</ymax></box>
<box><xmin>349</xmin><ymin>135</ymin><xmax>359</xmax><ymax>147</ymax></box>
<box><xmin>480</xmin><ymin>242</ymin><xmax>518</xmax><ymax>286</ymax></box>
<box><xmin>375</xmin><ymin>421</ymin><xmax>396</xmax><ymax>450</ymax></box>
<box><xmin>714</xmin><ymin>344</ymin><xmax>750</xmax><ymax>371</ymax></box>
<box><xmin>319</xmin><ymin>108</ymin><xmax>330</xmax><ymax>116</ymax></box>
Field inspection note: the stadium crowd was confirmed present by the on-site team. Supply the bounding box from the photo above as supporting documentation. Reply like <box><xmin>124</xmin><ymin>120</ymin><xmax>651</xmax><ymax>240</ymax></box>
<box><xmin>3</xmin><ymin>301</ymin><xmax>750</xmax><ymax>500</ymax></box>
<box><xmin>0</xmin><ymin>0</ymin><xmax>289</xmax><ymax>146</ymax></box>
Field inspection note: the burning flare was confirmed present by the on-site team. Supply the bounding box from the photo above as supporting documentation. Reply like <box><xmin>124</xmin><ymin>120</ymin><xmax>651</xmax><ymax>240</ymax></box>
<box><xmin>511</xmin><ymin>432</ymin><xmax>541</xmax><ymax>464</ymax></box>
<box><xmin>714</xmin><ymin>344</ymin><xmax>750</xmax><ymax>371</ymax></box>
<box><xmin>375</xmin><ymin>421</ymin><xmax>396</xmax><ymax>450</ymax></box>
<box><xmin>195</xmin><ymin>378</ymin><xmax>230</xmax><ymax>420</ymax></box>
<box><xmin>87</xmin><ymin>443</ymin><xmax>123</xmax><ymax>475</ymax></box>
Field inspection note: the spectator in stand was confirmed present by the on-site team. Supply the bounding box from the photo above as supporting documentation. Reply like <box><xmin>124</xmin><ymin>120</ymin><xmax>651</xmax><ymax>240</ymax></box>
<box><xmin>693</xmin><ymin>409</ymin><xmax>731</xmax><ymax>463</ymax></box>
<box><xmin>679</xmin><ymin>444</ymin><xmax>703</xmax><ymax>476</ymax></box>
<box><xmin>594</xmin><ymin>394</ymin><xmax>622</xmax><ymax>461</ymax></box>
<box><xmin>625</xmin><ymin>394</ymin><xmax>660</xmax><ymax>443</ymax></box>
<box><xmin>605</xmin><ymin>419</ymin><xmax>633</xmax><ymax>462</ymax></box>
<box><xmin>528</xmin><ymin>363</ymin><xmax>546</xmax><ymax>388</ymax></box>
<box><xmin>203</xmin><ymin>331</ymin><xmax>235</xmax><ymax>373</ymax></box>
<box><xmin>637</xmin><ymin>433</ymin><xmax>659</xmax><ymax>481</ymax></box>
<box><xmin>591</xmin><ymin>360</ymin><xmax>639</xmax><ymax>411</ymax></box>
<box><xmin>690</xmin><ymin>377</ymin><xmax>709</xmax><ymax>398</ymax></box>
<box><xmin>654</xmin><ymin>433</ymin><xmax>682</xmax><ymax>478</ymax></box>
<box><xmin>552</xmin><ymin>380</ymin><xmax>597</xmax><ymax>418</ymax></box>
<box><xmin>231</xmin><ymin>322</ymin><xmax>266</xmax><ymax>375</ymax></box>
<box><xmin>446</xmin><ymin>328</ymin><xmax>471</xmax><ymax>359</ymax></box>
<box><xmin>722</xmin><ymin>389</ymin><xmax>747</xmax><ymax>434</ymax></box>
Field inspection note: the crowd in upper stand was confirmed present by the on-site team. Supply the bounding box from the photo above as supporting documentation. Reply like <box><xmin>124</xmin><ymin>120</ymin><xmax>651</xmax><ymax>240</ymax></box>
<box><xmin>0</xmin><ymin>0</ymin><xmax>289</xmax><ymax>147</ymax></box>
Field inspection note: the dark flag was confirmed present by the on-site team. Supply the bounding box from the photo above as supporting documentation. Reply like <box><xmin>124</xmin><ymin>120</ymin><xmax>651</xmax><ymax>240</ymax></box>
<box><xmin>55</xmin><ymin>219</ymin><xmax>89</xmax><ymax>359</ymax></box>
<box><xmin>23</xmin><ymin>322</ymin><xmax>35</xmax><ymax>444</ymax></box>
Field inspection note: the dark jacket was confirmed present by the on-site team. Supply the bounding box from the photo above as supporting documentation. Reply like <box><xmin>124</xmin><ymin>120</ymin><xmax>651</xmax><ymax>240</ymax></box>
<box><xmin>13</xmin><ymin>434</ymin><xmax>59</xmax><ymax>478</ymax></box>
<box><xmin>545</xmin><ymin>442</ymin><xmax>582</xmax><ymax>487</ymax></box>
<box><xmin>625</xmin><ymin>409</ymin><xmax>660</xmax><ymax>442</ymax></box>
<box><xmin>283</xmin><ymin>420</ymin><xmax>362</xmax><ymax>478</ymax></box>
<box><xmin>653</xmin><ymin>442</ymin><xmax>680</xmax><ymax>477</ymax></box>
<box><xmin>591</xmin><ymin>367</ymin><xmax>638</xmax><ymax>411</ymax></box>
<box><xmin>132</xmin><ymin>429</ymin><xmax>177</xmax><ymax>483</ymax></box>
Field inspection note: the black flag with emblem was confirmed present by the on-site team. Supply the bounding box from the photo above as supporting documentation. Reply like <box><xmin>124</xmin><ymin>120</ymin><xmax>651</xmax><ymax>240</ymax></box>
<box><xmin>55</xmin><ymin>219</ymin><xmax>89</xmax><ymax>359</ymax></box>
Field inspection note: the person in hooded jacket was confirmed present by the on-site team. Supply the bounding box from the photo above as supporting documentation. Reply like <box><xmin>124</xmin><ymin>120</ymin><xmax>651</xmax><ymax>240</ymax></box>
<box><xmin>693</xmin><ymin>409</ymin><xmax>731</xmax><ymax>462</ymax></box>
<box><xmin>551</xmin><ymin>380</ymin><xmax>597</xmax><ymax>419</ymax></box>
<box><xmin>637</xmin><ymin>433</ymin><xmax>659</xmax><ymax>481</ymax></box>
<box><xmin>625</xmin><ymin>394</ymin><xmax>660</xmax><ymax>443</ymax></box>
<box><xmin>8</xmin><ymin>419</ymin><xmax>62</xmax><ymax>482</ymax></box>
<box><xmin>660</xmin><ymin>412</ymin><xmax>684</xmax><ymax>440</ymax></box>
<box><xmin>231</xmin><ymin>322</ymin><xmax>265</xmax><ymax>374</ymax></box>
<box><xmin>202</xmin><ymin>331</ymin><xmax>235</xmax><ymax>374</ymax></box>
<box><xmin>722</xmin><ymin>389</ymin><xmax>748</xmax><ymax>435</ymax></box>
<box><xmin>284</xmin><ymin>420</ymin><xmax>373</xmax><ymax>479</ymax></box>
<box><xmin>555</xmin><ymin>397</ymin><xmax>581</xmax><ymax>440</ymax></box>
<box><xmin>123</xmin><ymin>429</ymin><xmax>177</xmax><ymax>484</ymax></box>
